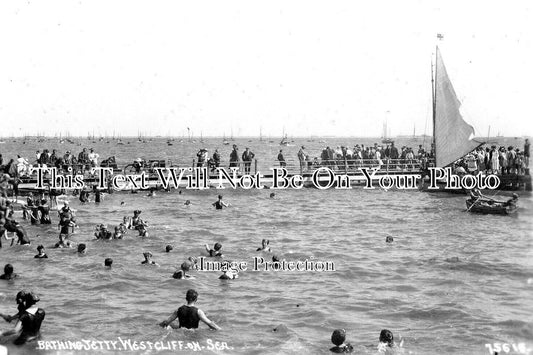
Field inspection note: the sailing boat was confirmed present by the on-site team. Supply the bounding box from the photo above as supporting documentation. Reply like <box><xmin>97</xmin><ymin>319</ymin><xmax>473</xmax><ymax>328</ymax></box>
<box><xmin>381</xmin><ymin>120</ymin><xmax>393</xmax><ymax>144</ymax></box>
<box><xmin>222</xmin><ymin>133</ymin><xmax>229</xmax><ymax>145</ymax></box>
<box><xmin>432</xmin><ymin>46</ymin><xmax>483</xmax><ymax>168</ymax></box>
<box><xmin>280</xmin><ymin>134</ymin><xmax>289</xmax><ymax>146</ymax></box>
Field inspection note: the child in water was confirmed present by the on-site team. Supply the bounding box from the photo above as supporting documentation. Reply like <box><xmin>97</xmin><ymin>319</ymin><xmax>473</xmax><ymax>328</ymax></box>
<box><xmin>205</xmin><ymin>243</ymin><xmax>223</xmax><ymax>257</ymax></box>
<box><xmin>330</xmin><ymin>329</ymin><xmax>353</xmax><ymax>353</ymax></box>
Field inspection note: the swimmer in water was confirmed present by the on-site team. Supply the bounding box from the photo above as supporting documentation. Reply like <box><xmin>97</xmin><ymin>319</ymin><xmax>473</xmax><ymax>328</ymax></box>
<box><xmin>329</xmin><ymin>329</ymin><xmax>353</xmax><ymax>353</ymax></box>
<box><xmin>4</xmin><ymin>219</ymin><xmax>31</xmax><ymax>246</ymax></box>
<box><xmin>147</xmin><ymin>188</ymin><xmax>156</xmax><ymax>197</ymax></box>
<box><xmin>131</xmin><ymin>210</ymin><xmax>148</xmax><ymax>237</ymax></box>
<box><xmin>0</xmin><ymin>292</ymin><xmax>45</xmax><ymax>345</ymax></box>
<box><xmin>0</xmin><ymin>290</ymin><xmax>27</xmax><ymax>323</ymax></box>
<box><xmin>184</xmin><ymin>200</ymin><xmax>191</xmax><ymax>206</ymax></box>
<box><xmin>77</xmin><ymin>243</ymin><xmax>87</xmax><ymax>254</ymax></box>
<box><xmin>104</xmin><ymin>258</ymin><xmax>113</xmax><ymax>267</ymax></box>
<box><xmin>205</xmin><ymin>242</ymin><xmax>223</xmax><ymax>257</ymax></box>
<box><xmin>377</xmin><ymin>329</ymin><xmax>403</xmax><ymax>353</ymax></box>
<box><xmin>34</xmin><ymin>245</ymin><xmax>48</xmax><ymax>259</ymax></box>
<box><xmin>187</xmin><ymin>256</ymin><xmax>198</xmax><ymax>269</ymax></box>
<box><xmin>386</xmin><ymin>236</ymin><xmax>394</xmax><ymax>243</ymax></box>
<box><xmin>159</xmin><ymin>289</ymin><xmax>221</xmax><ymax>330</ymax></box>
<box><xmin>54</xmin><ymin>234</ymin><xmax>72</xmax><ymax>249</ymax></box>
<box><xmin>113</xmin><ymin>226</ymin><xmax>123</xmax><ymax>239</ymax></box>
<box><xmin>165</xmin><ymin>245</ymin><xmax>173</xmax><ymax>252</ymax></box>
<box><xmin>38</xmin><ymin>199</ymin><xmax>51</xmax><ymax>224</ymax></box>
<box><xmin>269</xmin><ymin>192</ymin><xmax>275</xmax><ymax>198</ymax></box>
<box><xmin>219</xmin><ymin>267</ymin><xmax>238</xmax><ymax>280</ymax></box>
<box><xmin>212</xmin><ymin>195</ymin><xmax>229</xmax><ymax>209</ymax></box>
<box><xmin>122</xmin><ymin>216</ymin><xmax>131</xmax><ymax>230</ymax></box>
<box><xmin>256</xmin><ymin>239</ymin><xmax>272</xmax><ymax>252</ymax></box>
<box><xmin>0</xmin><ymin>264</ymin><xmax>18</xmax><ymax>280</ymax></box>
<box><xmin>141</xmin><ymin>252</ymin><xmax>159</xmax><ymax>266</ymax></box>
<box><xmin>173</xmin><ymin>261</ymin><xmax>194</xmax><ymax>279</ymax></box>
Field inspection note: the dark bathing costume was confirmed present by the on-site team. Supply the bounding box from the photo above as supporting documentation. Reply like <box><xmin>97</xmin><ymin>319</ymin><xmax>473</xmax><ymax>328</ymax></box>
<box><xmin>177</xmin><ymin>305</ymin><xmax>200</xmax><ymax>329</ymax></box>
<box><xmin>14</xmin><ymin>308</ymin><xmax>46</xmax><ymax>345</ymax></box>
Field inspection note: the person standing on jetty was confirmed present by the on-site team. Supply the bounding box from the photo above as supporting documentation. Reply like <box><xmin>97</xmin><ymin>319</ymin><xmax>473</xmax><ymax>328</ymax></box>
<box><xmin>159</xmin><ymin>289</ymin><xmax>221</xmax><ymax>330</ymax></box>
<box><xmin>277</xmin><ymin>150</ymin><xmax>286</xmax><ymax>167</ymax></box>
<box><xmin>242</xmin><ymin>147</ymin><xmax>255</xmax><ymax>174</ymax></box>
<box><xmin>229</xmin><ymin>144</ymin><xmax>240</xmax><ymax>169</ymax></box>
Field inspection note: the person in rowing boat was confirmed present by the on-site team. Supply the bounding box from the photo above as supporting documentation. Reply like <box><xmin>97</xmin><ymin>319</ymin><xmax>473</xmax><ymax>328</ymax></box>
<box><xmin>468</xmin><ymin>189</ymin><xmax>495</xmax><ymax>204</ymax></box>
<box><xmin>504</xmin><ymin>193</ymin><xmax>519</xmax><ymax>207</ymax></box>
<box><xmin>159</xmin><ymin>289</ymin><xmax>220</xmax><ymax>330</ymax></box>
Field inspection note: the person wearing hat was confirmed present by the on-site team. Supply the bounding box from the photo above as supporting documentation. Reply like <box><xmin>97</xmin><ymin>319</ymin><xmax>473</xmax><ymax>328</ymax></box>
<box><xmin>159</xmin><ymin>289</ymin><xmax>220</xmax><ymax>330</ymax></box>
<box><xmin>229</xmin><ymin>144</ymin><xmax>240</xmax><ymax>168</ymax></box>
<box><xmin>196</xmin><ymin>148</ymin><xmax>207</xmax><ymax>168</ymax></box>
<box><xmin>0</xmin><ymin>292</ymin><xmax>45</xmax><ymax>345</ymax></box>
<box><xmin>241</xmin><ymin>147</ymin><xmax>255</xmax><ymax>174</ymax></box>
<box><xmin>141</xmin><ymin>251</ymin><xmax>159</xmax><ymax>266</ymax></box>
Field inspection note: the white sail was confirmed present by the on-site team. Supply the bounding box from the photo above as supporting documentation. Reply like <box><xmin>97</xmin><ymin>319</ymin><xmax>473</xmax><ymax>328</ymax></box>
<box><xmin>435</xmin><ymin>47</ymin><xmax>482</xmax><ymax>167</ymax></box>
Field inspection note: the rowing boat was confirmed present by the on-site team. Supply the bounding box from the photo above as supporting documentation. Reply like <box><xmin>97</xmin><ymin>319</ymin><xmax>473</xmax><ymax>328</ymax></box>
<box><xmin>465</xmin><ymin>198</ymin><xmax>518</xmax><ymax>215</ymax></box>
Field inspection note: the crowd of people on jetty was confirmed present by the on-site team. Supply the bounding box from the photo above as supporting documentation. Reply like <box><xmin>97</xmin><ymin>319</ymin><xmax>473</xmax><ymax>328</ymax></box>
<box><xmin>0</xmin><ymin>139</ymin><xmax>529</xmax><ymax>190</ymax></box>
<box><xmin>453</xmin><ymin>140</ymin><xmax>530</xmax><ymax>175</ymax></box>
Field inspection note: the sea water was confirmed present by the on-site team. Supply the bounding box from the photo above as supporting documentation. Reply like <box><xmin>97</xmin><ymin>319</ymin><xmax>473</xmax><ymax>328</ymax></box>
<box><xmin>0</xmin><ymin>137</ymin><xmax>531</xmax><ymax>355</ymax></box>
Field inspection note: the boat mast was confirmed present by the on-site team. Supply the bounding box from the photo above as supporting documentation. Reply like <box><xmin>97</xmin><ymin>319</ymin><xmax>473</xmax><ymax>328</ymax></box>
<box><xmin>432</xmin><ymin>46</ymin><xmax>437</xmax><ymax>163</ymax></box>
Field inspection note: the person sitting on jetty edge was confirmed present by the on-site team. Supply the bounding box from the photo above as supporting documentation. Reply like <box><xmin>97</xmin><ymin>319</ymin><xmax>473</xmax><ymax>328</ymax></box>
<box><xmin>330</xmin><ymin>329</ymin><xmax>353</xmax><ymax>353</ymax></box>
<box><xmin>205</xmin><ymin>242</ymin><xmax>223</xmax><ymax>257</ymax></box>
<box><xmin>159</xmin><ymin>289</ymin><xmax>220</xmax><ymax>330</ymax></box>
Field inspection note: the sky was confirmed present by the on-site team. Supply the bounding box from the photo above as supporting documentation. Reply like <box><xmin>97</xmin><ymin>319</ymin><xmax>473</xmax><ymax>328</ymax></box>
<box><xmin>0</xmin><ymin>0</ymin><xmax>531</xmax><ymax>138</ymax></box>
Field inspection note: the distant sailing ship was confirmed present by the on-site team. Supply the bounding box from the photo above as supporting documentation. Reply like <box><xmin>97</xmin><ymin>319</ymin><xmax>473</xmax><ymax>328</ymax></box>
<box><xmin>381</xmin><ymin>120</ymin><xmax>393</xmax><ymax>144</ymax></box>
